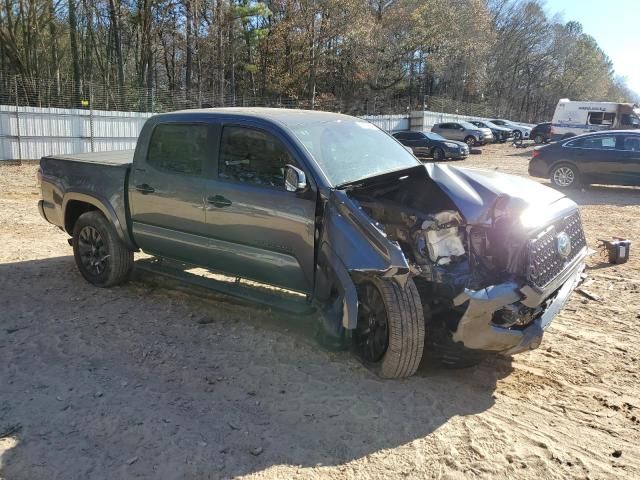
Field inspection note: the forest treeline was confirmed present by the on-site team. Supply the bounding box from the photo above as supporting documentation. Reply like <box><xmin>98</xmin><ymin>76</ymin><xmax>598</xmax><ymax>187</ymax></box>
<box><xmin>0</xmin><ymin>0</ymin><xmax>637</xmax><ymax>120</ymax></box>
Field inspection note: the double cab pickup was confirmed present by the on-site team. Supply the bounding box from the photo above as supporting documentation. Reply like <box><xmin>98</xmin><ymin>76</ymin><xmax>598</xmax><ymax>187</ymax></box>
<box><xmin>38</xmin><ymin>108</ymin><xmax>587</xmax><ymax>378</ymax></box>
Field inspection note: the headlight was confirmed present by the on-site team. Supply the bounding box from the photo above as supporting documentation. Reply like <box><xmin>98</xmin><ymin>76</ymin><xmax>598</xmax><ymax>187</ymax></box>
<box><xmin>520</xmin><ymin>206</ymin><xmax>553</xmax><ymax>229</ymax></box>
<box><xmin>444</xmin><ymin>142</ymin><xmax>458</xmax><ymax>148</ymax></box>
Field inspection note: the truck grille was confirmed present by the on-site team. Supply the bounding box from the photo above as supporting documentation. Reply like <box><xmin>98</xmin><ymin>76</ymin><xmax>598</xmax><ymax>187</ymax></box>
<box><xmin>526</xmin><ymin>210</ymin><xmax>586</xmax><ymax>289</ymax></box>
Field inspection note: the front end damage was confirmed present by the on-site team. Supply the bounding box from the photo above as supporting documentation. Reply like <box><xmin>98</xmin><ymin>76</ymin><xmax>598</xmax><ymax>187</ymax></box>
<box><xmin>324</xmin><ymin>163</ymin><xmax>587</xmax><ymax>357</ymax></box>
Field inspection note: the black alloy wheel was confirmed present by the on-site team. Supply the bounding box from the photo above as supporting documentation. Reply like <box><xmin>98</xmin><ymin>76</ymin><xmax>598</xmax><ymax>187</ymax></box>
<box><xmin>77</xmin><ymin>225</ymin><xmax>109</xmax><ymax>276</ymax></box>
<box><xmin>354</xmin><ymin>282</ymin><xmax>389</xmax><ymax>363</ymax></box>
<box><xmin>432</xmin><ymin>147</ymin><xmax>444</xmax><ymax>161</ymax></box>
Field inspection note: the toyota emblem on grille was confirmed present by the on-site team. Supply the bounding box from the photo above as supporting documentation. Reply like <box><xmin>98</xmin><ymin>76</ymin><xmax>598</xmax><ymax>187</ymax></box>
<box><xmin>556</xmin><ymin>232</ymin><xmax>572</xmax><ymax>258</ymax></box>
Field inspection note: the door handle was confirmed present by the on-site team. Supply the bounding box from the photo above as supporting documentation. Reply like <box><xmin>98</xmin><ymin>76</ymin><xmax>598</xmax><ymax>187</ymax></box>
<box><xmin>207</xmin><ymin>195</ymin><xmax>232</xmax><ymax>208</ymax></box>
<box><xmin>135</xmin><ymin>184</ymin><xmax>155</xmax><ymax>194</ymax></box>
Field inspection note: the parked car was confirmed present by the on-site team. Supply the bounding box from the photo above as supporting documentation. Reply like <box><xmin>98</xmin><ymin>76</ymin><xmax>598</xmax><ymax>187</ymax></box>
<box><xmin>469</xmin><ymin>120</ymin><xmax>512</xmax><ymax>143</ymax></box>
<box><xmin>490</xmin><ymin>119</ymin><xmax>532</xmax><ymax>140</ymax></box>
<box><xmin>38</xmin><ymin>108</ymin><xmax>587</xmax><ymax>379</ymax></box>
<box><xmin>531</xmin><ymin>122</ymin><xmax>552</xmax><ymax>144</ymax></box>
<box><xmin>529</xmin><ymin>130</ymin><xmax>640</xmax><ymax>188</ymax></box>
<box><xmin>550</xmin><ymin>99</ymin><xmax>640</xmax><ymax>140</ymax></box>
<box><xmin>431</xmin><ymin>121</ymin><xmax>491</xmax><ymax>146</ymax></box>
<box><xmin>392</xmin><ymin>131</ymin><xmax>469</xmax><ymax>160</ymax></box>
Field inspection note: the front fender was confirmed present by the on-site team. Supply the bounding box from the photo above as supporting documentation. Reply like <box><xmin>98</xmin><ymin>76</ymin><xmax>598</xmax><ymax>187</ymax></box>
<box><xmin>315</xmin><ymin>189</ymin><xmax>412</xmax><ymax>330</ymax></box>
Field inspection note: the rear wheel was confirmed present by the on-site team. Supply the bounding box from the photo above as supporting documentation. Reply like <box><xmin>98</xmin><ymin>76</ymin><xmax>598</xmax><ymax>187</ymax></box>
<box><xmin>464</xmin><ymin>136</ymin><xmax>476</xmax><ymax>147</ymax></box>
<box><xmin>432</xmin><ymin>147</ymin><xmax>445</xmax><ymax>161</ymax></box>
<box><xmin>72</xmin><ymin>211</ymin><xmax>134</xmax><ymax>287</ymax></box>
<box><xmin>534</xmin><ymin>134</ymin><xmax>544</xmax><ymax>144</ymax></box>
<box><xmin>353</xmin><ymin>277</ymin><xmax>425</xmax><ymax>378</ymax></box>
<box><xmin>550</xmin><ymin>163</ymin><xmax>579</xmax><ymax>189</ymax></box>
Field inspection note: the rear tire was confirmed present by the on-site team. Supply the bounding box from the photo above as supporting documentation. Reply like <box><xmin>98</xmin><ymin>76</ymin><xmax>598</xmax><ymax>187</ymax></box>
<box><xmin>432</xmin><ymin>147</ymin><xmax>445</xmax><ymax>161</ymax></box>
<box><xmin>534</xmin><ymin>134</ymin><xmax>544</xmax><ymax>144</ymax></box>
<box><xmin>353</xmin><ymin>277</ymin><xmax>425</xmax><ymax>379</ymax></box>
<box><xmin>72</xmin><ymin>211</ymin><xmax>134</xmax><ymax>287</ymax></box>
<box><xmin>550</xmin><ymin>163</ymin><xmax>579</xmax><ymax>189</ymax></box>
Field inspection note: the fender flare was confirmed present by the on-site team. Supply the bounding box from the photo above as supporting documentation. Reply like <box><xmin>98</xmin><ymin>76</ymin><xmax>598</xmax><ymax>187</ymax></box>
<box><xmin>315</xmin><ymin>242</ymin><xmax>359</xmax><ymax>330</ymax></box>
<box><xmin>62</xmin><ymin>191</ymin><xmax>137</xmax><ymax>250</ymax></box>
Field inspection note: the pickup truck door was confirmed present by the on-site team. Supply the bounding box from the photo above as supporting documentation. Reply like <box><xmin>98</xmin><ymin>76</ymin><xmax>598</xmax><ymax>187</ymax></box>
<box><xmin>128</xmin><ymin>122</ymin><xmax>212</xmax><ymax>262</ymax></box>
<box><xmin>202</xmin><ymin>124</ymin><xmax>316</xmax><ymax>293</ymax></box>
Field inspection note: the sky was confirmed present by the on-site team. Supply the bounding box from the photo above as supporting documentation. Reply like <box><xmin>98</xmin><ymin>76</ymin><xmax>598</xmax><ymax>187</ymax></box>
<box><xmin>544</xmin><ymin>0</ymin><xmax>640</xmax><ymax>97</ymax></box>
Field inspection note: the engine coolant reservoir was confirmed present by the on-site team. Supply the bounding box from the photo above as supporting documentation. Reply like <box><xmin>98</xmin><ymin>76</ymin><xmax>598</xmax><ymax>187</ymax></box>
<box><xmin>423</xmin><ymin>211</ymin><xmax>465</xmax><ymax>264</ymax></box>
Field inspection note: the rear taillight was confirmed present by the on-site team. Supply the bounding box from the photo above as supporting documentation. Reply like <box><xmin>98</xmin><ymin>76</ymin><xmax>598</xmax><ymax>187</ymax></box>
<box><xmin>531</xmin><ymin>150</ymin><xmax>541</xmax><ymax>158</ymax></box>
<box><xmin>36</xmin><ymin>168</ymin><xmax>42</xmax><ymax>187</ymax></box>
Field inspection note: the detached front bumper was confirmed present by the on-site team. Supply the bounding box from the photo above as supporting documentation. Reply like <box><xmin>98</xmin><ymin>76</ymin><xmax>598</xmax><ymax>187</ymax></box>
<box><xmin>451</xmin><ymin>249</ymin><xmax>586</xmax><ymax>355</ymax></box>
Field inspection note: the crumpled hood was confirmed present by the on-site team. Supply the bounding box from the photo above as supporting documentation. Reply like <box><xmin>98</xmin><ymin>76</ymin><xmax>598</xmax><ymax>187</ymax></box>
<box><xmin>424</xmin><ymin>163</ymin><xmax>567</xmax><ymax>224</ymax></box>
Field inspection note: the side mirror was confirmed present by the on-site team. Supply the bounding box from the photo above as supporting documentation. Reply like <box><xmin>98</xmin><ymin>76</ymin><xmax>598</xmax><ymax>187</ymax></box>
<box><xmin>284</xmin><ymin>164</ymin><xmax>307</xmax><ymax>192</ymax></box>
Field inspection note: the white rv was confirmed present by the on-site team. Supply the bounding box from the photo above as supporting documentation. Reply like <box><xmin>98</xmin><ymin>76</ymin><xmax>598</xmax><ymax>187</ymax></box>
<box><xmin>551</xmin><ymin>99</ymin><xmax>640</xmax><ymax>140</ymax></box>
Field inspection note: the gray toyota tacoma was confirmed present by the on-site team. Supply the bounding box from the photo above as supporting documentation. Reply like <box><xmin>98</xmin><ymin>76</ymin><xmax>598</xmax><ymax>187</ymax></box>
<box><xmin>38</xmin><ymin>108</ymin><xmax>587</xmax><ymax>378</ymax></box>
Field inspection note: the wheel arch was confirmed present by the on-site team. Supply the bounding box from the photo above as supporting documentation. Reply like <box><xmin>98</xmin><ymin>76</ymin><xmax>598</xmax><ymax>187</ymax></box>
<box><xmin>550</xmin><ymin>160</ymin><xmax>581</xmax><ymax>175</ymax></box>
<box><xmin>549</xmin><ymin>161</ymin><xmax>581</xmax><ymax>187</ymax></box>
<box><xmin>62</xmin><ymin>192</ymin><xmax>137</xmax><ymax>250</ymax></box>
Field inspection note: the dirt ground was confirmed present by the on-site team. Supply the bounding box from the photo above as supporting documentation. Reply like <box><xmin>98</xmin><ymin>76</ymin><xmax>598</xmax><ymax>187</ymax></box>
<box><xmin>1</xmin><ymin>143</ymin><xmax>639</xmax><ymax>480</ymax></box>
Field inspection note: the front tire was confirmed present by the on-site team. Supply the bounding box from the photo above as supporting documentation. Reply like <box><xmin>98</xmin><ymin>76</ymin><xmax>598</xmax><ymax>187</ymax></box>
<box><xmin>353</xmin><ymin>277</ymin><xmax>425</xmax><ymax>378</ymax></box>
<box><xmin>72</xmin><ymin>211</ymin><xmax>134</xmax><ymax>287</ymax></box>
<box><xmin>432</xmin><ymin>147</ymin><xmax>445</xmax><ymax>161</ymax></box>
<box><xmin>550</xmin><ymin>163</ymin><xmax>579</xmax><ymax>189</ymax></box>
<box><xmin>534</xmin><ymin>134</ymin><xmax>544</xmax><ymax>144</ymax></box>
<box><xmin>464</xmin><ymin>136</ymin><xmax>476</xmax><ymax>147</ymax></box>
<box><xmin>513</xmin><ymin>130</ymin><xmax>522</xmax><ymax>140</ymax></box>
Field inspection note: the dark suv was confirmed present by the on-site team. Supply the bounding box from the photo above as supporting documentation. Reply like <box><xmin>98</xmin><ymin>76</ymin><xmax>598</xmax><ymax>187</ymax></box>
<box><xmin>530</xmin><ymin>122</ymin><xmax>552</xmax><ymax>144</ymax></box>
<box><xmin>393</xmin><ymin>131</ymin><xmax>469</xmax><ymax>160</ymax></box>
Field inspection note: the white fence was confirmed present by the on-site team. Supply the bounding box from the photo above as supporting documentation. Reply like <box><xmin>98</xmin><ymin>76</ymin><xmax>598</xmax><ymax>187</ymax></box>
<box><xmin>360</xmin><ymin>114</ymin><xmax>410</xmax><ymax>133</ymax></box>
<box><xmin>0</xmin><ymin>106</ymin><xmax>523</xmax><ymax>161</ymax></box>
<box><xmin>0</xmin><ymin>105</ymin><xmax>152</xmax><ymax>161</ymax></box>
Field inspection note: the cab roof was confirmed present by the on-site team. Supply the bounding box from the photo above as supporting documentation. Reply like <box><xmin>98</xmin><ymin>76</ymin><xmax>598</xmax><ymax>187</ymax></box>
<box><xmin>161</xmin><ymin>107</ymin><xmax>358</xmax><ymax>129</ymax></box>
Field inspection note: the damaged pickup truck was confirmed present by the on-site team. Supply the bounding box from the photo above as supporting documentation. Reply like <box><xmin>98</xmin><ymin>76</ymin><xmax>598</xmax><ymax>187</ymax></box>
<box><xmin>38</xmin><ymin>108</ymin><xmax>587</xmax><ymax>378</ymax></box>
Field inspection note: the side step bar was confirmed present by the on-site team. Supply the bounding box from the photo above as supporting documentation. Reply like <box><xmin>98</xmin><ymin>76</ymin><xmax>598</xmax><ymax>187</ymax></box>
<box><xmin>134</xmin><ymin>257</ymin><xmax>314</xmax><ymax>316</ymax></box>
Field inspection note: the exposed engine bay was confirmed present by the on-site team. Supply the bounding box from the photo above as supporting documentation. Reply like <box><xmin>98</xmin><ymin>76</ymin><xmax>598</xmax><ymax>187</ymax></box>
<box><xmin>349</xmin><ymin>175</ymin><xmax>529</xmax><ymax>298</ymax></box>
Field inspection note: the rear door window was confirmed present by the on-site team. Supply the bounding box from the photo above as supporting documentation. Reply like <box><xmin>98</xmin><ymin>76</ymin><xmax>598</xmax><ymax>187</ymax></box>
<box><xmin>219</xmin><ymin>126</ymin><xmax>295</xmax><ymax>189</ymax></box>
<box><xmin>147</xmin><ymin>123</ymin><xmax>209</xmax><ymax>175</ymax></box>
<box><xmin>620</xmin><ymin>136</ymin><xmax>640</xmax><ymax>151</ymax></box>
<box><xmin>566</xmin><ymin>136</ymin><xmax>616</xmax><ymax>149</ymax></box>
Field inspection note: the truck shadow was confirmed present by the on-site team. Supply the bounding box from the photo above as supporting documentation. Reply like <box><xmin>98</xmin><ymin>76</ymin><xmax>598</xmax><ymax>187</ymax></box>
<box><xmin>0</xmin><ymin>256</ymin><xmax>510</xmax><ymax>479</ymax></box>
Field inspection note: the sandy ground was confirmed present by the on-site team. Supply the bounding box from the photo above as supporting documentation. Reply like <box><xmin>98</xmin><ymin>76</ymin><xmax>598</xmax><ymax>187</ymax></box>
<box><xmin>1</xmin><ymin>143</ymin><xmax>639</xmax><ymax>480</ymax></box>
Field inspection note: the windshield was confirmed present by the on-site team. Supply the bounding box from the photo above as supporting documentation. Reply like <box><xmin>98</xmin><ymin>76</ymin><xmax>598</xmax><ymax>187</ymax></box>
<box><xmin>425</xmin><ymin>132</ymin><xmax>447</xmax><ymax>141</ymax></box>
<box><xmin>289</xmin><ymin>119</ymin><xmax>420</xmax><ymax>187</ymax></box>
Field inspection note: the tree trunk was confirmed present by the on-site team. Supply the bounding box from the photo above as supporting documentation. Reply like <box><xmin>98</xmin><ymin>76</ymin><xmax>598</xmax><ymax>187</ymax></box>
<box><xmin>68</xmin><ymin>0</ymin><xmax>82</xmax><ymax>105</ymax></box>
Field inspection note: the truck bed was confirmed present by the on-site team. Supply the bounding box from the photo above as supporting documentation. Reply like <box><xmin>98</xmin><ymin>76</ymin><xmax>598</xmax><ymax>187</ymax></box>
<box><xmin>44</xmin><ymin>149</ymin><xmax>134</xmax><ymax>166</ymax></box>
<box><xmin>39</xmin><ymin>149</ymin><xmax>134</xmax><ymax>248</ymax></box>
